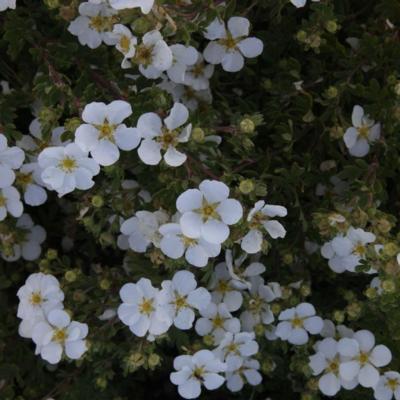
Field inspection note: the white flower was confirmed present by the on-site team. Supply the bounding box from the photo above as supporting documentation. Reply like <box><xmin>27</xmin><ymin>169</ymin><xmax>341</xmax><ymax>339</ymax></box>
<box><xmin>321</xmin><ymin>227</ymin><xmax>376</xmax><ymax>273</ymax></box>
<box><xmin>15</xmin><ymin>163</ymin><xmax>47</xmax><ymax>206</ymax></box>
<box><xmin>167</xmin><ymin>45</ymin><xmax>198</xmax><ymax>84</ymax></box>
<box><xmin>343</xmin><ymin>105</ymin><xmax>381</xmax><ymax>157</ymax></box>
<box><xmin>338</xmin><ymin>329</ymin><xmax>392</xmax><ymax>388</ymax></box>
<box><xmin>68</xmin><ymin>2</ymin><xmax>117</xmax><ymax>49</ymax></box>
<box><xmin>374</xmin><ymin>371</ymin><xmax>400</xmax><ymax>400</ymax></box>
<box><xmin>117</xmin><ymin>278</ymin><xmax>172</xmax><ymax>337</ymax></box>
<box><xmin>320</xmin><ymin>319</ymin><xmax>354</xmax><ymax>340</ymax></box>
<box><xmin>2</xmin><ymin>214</ymin><xmax>46</xmax><ymax>261</ymax></box>
<box><xmin>225</xmin><ymin>356</ymin><xmax>262</xmax><ymax>392</ymax></box>
<box><xmin>32</xmin><ymin>309</ymin><xmax>88</xmax><ymax>364</ymax></box>
<box><xmin>209</xmin><ymin>263</ymin><xmax>243</xmax><ymax>312</ymax></box>
<box><xmin>75</xmin><ymin>100</ymin><xmax>141</xmax><ymax>166</ymax></box>
<box><xmin>38</xmin><ymin>143</ymin><xmax>100</xmax><ymax>197</ymax></box>
<box><xmin>120</xmin><ymin>210</ymin><xmax>168</xmax><ymax>252</ymax></box>
<box><xmin>170</xmin><ymin>350</ymin><xmax>226</xmax><ymax>399</ymax></box>
<box><xmin>203</xmin><ymin>17</ymin><xmax>263</xmax><ymax>72</ymax></box>
<box><xmin>241</xmin><ymin>200</ymin><xmax>287</xmax><ymax>254</ymax></box>
<box><xmin>309</xmin><ymin>337</ymin><xmax>357</xmax><ymax>397</ymax></box>
<box><xmin>240</xmin><ymin>277</ymin><xmax>277</xmax><ymax>332</ymax></box>
<box><xmin>0</xmin><ymin>0</ymin><xmax>16</xmax><ymax>11</ymax></box>
<box><xmin>223</xmin><ymin>250</ymin><xmax>266</xmax><ymax>290</ymax></box>
<box><xmin>17</xmin><ymin>118</ymin><xmax>66</xmax><ymax>155</ymax></box>
<box><xmin>159</xmin><ymin>222</ymin><xmax>220</xmax><ymax>267</ymax></box>
<box><xmin>109</xmin><ymin>0</ymin><xmax>154</xmax><ymax>14</ymax></box>
<box><xmin>290</xmin><ymin>0</ymin><xmax>320</xmax><ymax>8</ymax></box>
<box><xmin>158</xmin><ymin>270</ymin><xmax>211</xmax><ymax>330</ymax></box>
<box><xmin>276</xmin><ymin>302</ymin><xmax>323</xmax><ymax>345</ymax></box>
<box><xmin>195</xmin><ymin>302</ymin><xmax>240</xmax><ymax>344</ymax></box>
<box><xmin>176</xmin><ymin>179</ymin><xmax>243</xmax><ymax>244</ymax></box>
<box><xmin>17</xmin><ymin>272</ymin><xmax>64</xmax><ymax>321</ymax></box>
<box><xmin>214</xmin><ymin>332</ymin><xmax>259</xmax><ymax>361</ymax></box>
<box><xmin>184</xmin><ymin>54</ymin><xmax>214</xmax><ymax>90</ymax></box>
<box><xmin>0</xmin><ymin>186</ymin><xmax>23</xmax><ymax>221</ymax></box>
<box><xmin>370</xmin><ymin>277</ymin><xmax>383</xmax><ymax>295</ymax></box>
<box><xmin>137</xmin><ymin>102</ymin><xmax>191</xmax><ymax>167</ymax></box>
<box><xmin>110</xmin><ymin>24</ymin><xmax>137</xmax><ymax>68</ymax></box>
<box><xmin>134</xmin><ymin>30</ymin><xmax>173</xmax><ymax>79</ymax></box>
<box><xmin>0</xmin><ymin>133</ymin><xmax>25</xmax><ymax>188</ymax></box>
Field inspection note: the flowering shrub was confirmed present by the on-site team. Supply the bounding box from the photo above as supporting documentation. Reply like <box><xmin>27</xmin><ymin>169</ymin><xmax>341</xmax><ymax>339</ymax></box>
<box><xmin>1</xmin><ymin>0</ymin><xmax>400</xmax><ymax>399</ymax></box>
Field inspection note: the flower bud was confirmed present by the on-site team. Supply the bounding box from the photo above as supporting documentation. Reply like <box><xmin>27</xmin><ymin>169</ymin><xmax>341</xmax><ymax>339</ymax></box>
<box><xmin>44</xmin><ymin>0</ymin><xmax>59</xmax><ymax>9</ymax></box>
<box><xmin>333</xmin><ymin>310</ymin><xmax>345</xmax><ymax>323</ymax></box>
<box><xmin>239</xmin><ymin>118</ymin><xmax>255</xmax><ymax>134</ymax></box>
<box><xmin>382</xmin><ymin>279</ymin><xmax>396</xmax><ymax>293</ymax></box>
<box><xmin>95</xmin><ymin>377</ymin><xmax>107</xmax><ymax>390</ymax></box>
<box><xmin>148</xmin><ymin>353</ymin><xmax>161</xmax><ymax>369</ymax></box>
<box><xmin>65</xmin><ymin>270</ymin><xmax>77</xmax><ymax>282</ymax></box>
<box><xmin>325</xmin><ymin>20</ymin><xmax>338</xmax><ymax>33</ymax></box>
<box><xmin>99</xmin><ymin>279</ymin><xmax>111</xmax><ymax>290</ymax></box>
<box><xmin>254</xmin><ymin>324</ymin><xmax>265</xmax><ymax>336</ymax></box>
<box><xmin>325</xmin><ymin>86</ymin><xmax>338</xmax><ymax>99</ymax></box>
<box><xmin>91</xmin><ymin>195</ymin><xmax>104</xmax><ymax>208</ymax></box>
<box><xmin>296</xmin><ymin>30</ymin><xmax>307</xmax><ymax>42</ymax></box>
<box><xmin>365</xmin><ymin>287</ymin><xmax>377</xmax><ymax>299</ymax></box>
<box><xmin>46</xmin><ymin>248</ymin><xmax>58</xmax><ymax>260</ymax></box>
<box><xmin>239</xmin><ymin>179</ymin><xmax>255</xmax><ymax>194</ymax></box>
<box><xmin>203</xmin><ymin>335</ymin><xmax>215</xmax><ymax>346</ymax></box>
<box><xmin>383</xmin><ymin>243</ymin><xmax>398</xmax><ymax>257</ymax></box>
<box><xmin>394</xmin><ymin>82</ymin><xmax>400</xmax><ymax>96</ymax></box>
<box><xmin>131</xmin><ymin>17</ymin><xmax>152</xmax><ymax>34</ymax></box>
<box><xmin>192</xmin><ymin>127</ymin><xmax>205</xmax><ymax>142</ymax></box>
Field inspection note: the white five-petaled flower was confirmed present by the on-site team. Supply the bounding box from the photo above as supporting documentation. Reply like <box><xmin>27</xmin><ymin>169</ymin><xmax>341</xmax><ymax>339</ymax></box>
<box><xmin>241</xmin><ymin>200</ymin><xmax>287</xmax><ymax>254</ymax></box>
<box><xmin>109</xmin><ymin>0</ymin><xmax>154</xmax><ymax>14</ymax></box>
<box><xmin>321</xmin><ymin>227</ymin><xmax>376</xmax><ymax>273</ymax></box>
<box><xmin>167</xmin><ymin>44</ymin><xmax>199</xmax><ymax>84</ymax></box>
<box><xmin>158</xmin><ymin>270</ymin><xmax>211</xmax><ymax>330</ymax></box>
<box><xmin>15</xmin><ymin>163</ymin><xmax>47</xmax><ymax>206</ymax></box>
<box><xmin>374</xmin><ymin>371</ymin><xmax>400</xmax><ymax>400</ymax></box>
<box><xmin>225</xmin><ymin>356</ymin><xmax>262</xmax><ymax>392</ymax></box>
<box><xmin>32</xmin><ymin>309</ymin><xmax>88</xmax><ymax>364</ymax></box>
<box><xmin>309</xmin><ymin>337</ymin><xmax>357</xmax><ymax>397</ymax></box>
<box><xmin>176</xmin><ymin>179</ymin><xmax>243</xmax><ymax>244</ymax></box>
<box><xmin>0</xmin><ymin>0</ymin><xmax>16</xmax><ymax>11</ymax></box>
<box><xmin>2</xmin><ymin>214</ymin><xmax>46</xmax><ymax>262</ymax></box>
<box><xmin>17</xmin><ymin>272</ymin><xmax>64</xmax><ymax>322</ymax></box>
<box><xmin>0</xmin><ymin>133</ymin><xmax>25</xmax><ymax>188</ymax></box>
<box><xmin>68</xmin><ymin>1</ymin><xmax>117</xmax><ymax>49</ymax></box>
<box><xmin>159</xmin><ymin>222</ymin><xmax>221</xmax><ymax>267</ymax></box>
<box><xmin>117</xmin><ymin>278</ymin><xmax>172</xmax><ymax>338</ymax></box>
<box><xmin>240</xmin><ymin>276</ymin><xmax>277</xmax><ymax>332</ymax></box>
<box><xmin>203</xmin><ymin>17</ymin><xmax>263</xmax><ymax>72</ymax></box>
<box><xmin>136</xmin><ymin>102</ymin><xmax>191</xmax><ymax>167</ymax></box>
<box><xmin>110</xmin><ymin>24</ymin><xmax>137</xmax><ymax>68</ymax></box>
<box><xmin>195</xmin><ymin>302</ymin><xmax>241</xmax><ymax>345</ymax></box>
<box><xmin>183</xmin><ymin>54</ymin><xmax>214</xmax><ymax>90</ymax></box>
<box><xmin>75</xmin><ymin>100</ymin><xmax>141</xmax><ymax>166</ymax></box>
<box><xmin>343</xmin><ymin>105</ymin><xmax>381</xmax><ymax>158</ymax></box>
<box><xmin>290</xmin><ymin>0</ymin><xmax>320</xmax><ymax>8</ymax></box>
<box><xmin>276</xmin><ymin>302</ymin><xmax>323</xmax><ymax>345</ymax></box>
<box><xmin>0</xmin><ymin>186</ymin><xmax>23</xmax><ymax>221</ymax></box>
<box><xmin>214</xmin><ymin>331</ymin><xmax>259</xmax><ymax>361</ymax></box>
<box><xmin>170</xmin><ymin>350</ymin><xmax>226</xmax><ymax>399</ymax></box>
<box><xmin>338</xmin><ymin>329</ymin><xmax>392</xmax><ymax>388</ymax></box>
<box><xmin>38</xmin><ymin>143</ymin><xmax>100</xmax><ymax>197</ymax></box>
<box><xmin>209</xmin><ymin>263</ymin><xmax>243</xmax><ymax>312</ymax></box>
<box><xmin>120</xmin><ymin>210</ymin><xmax>168</xmax><ymax>252</ymax></box>
<box><xmin>134</xmin><ymin>30</ymin><xmax>173</xmax><ymax>79</ymax></box>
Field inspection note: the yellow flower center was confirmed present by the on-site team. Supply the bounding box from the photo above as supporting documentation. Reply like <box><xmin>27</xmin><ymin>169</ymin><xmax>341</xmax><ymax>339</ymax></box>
<box><xmin>0</xmin><ymin>194</ymin><xmax>6</xmax><ymax>207</ymax></box>
<box><xmin>139</xmin><ymin>298</ymin><xmax>154</xmax><ymax>315</ymax></box>
<box><xmin>30</xmin><ymin>291</ymin><xmax>43</xmax><ymax>305</ymax></box>
<box><xmin>158</xmin><ymin>128</ymin><xmax>178</xmax><ymax>150</ymax></box>
<box><xmin>249</xmin><ymin>211</ymin><xmax>267</xmax><ymax>229</ymax></box>
<box><xmin>197</xmin><ymin>199</ymin><xmax>219</xmax><ymax>221</ymax></box>
<box><xmin>219</xmin><ymin>34</ymin><xmax>239</xmax><ymax>50</ymax></box>
<box><xmin>89</xmin><ymin>15</ymin><xmax>115</xmax><ymax>32</ymax></box>
<box><xmin>191</xmin><ymin>63</ymin><xmax>205</xmax><ymax>77</ymax></box>
<box><xmin>135</xmin><ymin>44</ymin><xmax>153</xmax><ymax>66</ymax></box>
<box><xmin>353</xmin><ymin>243</ymin><xmax>366</xmax><ymax>256</ymax></box>
<box><xmin>59</xmin><ymin>157</ymin><xmax>77</xmax><ymax>173</ymax></box>
<box><xmin>212</xmin><ymin>314</ymin><xmax>225</xmax><ymax>328</ymax></box>
<box><xmin>119</xmin><ymin>35</ymin><xmax>131</xmax><ymax>53</ymax></box>
<box><xmin>182</xmin><ymin>235</ymin><xmax>198</xmax><ymax>247</ymax></box>
<box><xmin>95</xmin><ymin>119</ymin><xmax>116</xmax><ymax>141</ymax></box>
<box><xmin>174</xmin><ymin>294</ymin><xmax>188</xmax><ymax>310</ymax></box>
<box><xmin>52</xmin><ymin>328</ymin><xmax>67</xmax><ymax>343</ymax></box>
<box><xmin>357</xmin><ymin>125</ymin><xmax>370</xmax><ymax>139</ymax></box>
<box><xmin>192</xmin><ymin>366</ymin><xmax>205</xmax><ymax>380</ymax></box>
<box><xmin>248</xmin><ymin>296</ymin><xmax>264</xmax><ymax>313</ymax></box>
<box><xmin>291</xmin><ymin>316</ymin><xmax>304</xmax><ymax>328</ymax></box>
<box><xmin>387</xmin><ymin>378</ymin><xmax>399</xmax><ymax>391</ymax></box>
<box><xmin>217</xmin><ymin>280</ymin><xmax>230</xmax><ymax>294</ymax></box>
<box><xmin>16</xmin><ymin>172</ymin><xmax>33</xmax><ymax>188</ymax></box>
<box><xmin>226</xmin><ymin>342</ymin><xmax>239</xmax><ymax>355</ymax></box>
<box><xmin>357</xmin><ymin>352</ymin><xmax>369</xmax><ymax>365</ymax></box>
<box><xmin>327</xmin><ymin>357</ymin><xmax>339</xmax><ymax>374</ymax></box>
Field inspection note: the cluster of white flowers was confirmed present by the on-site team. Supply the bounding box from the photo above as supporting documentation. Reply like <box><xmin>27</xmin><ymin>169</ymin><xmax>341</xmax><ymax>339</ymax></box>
<box><xmin>321</xmin><ymin>226</ymin><xmax>377</xmax><ymax>273</ymax></box>
<box><xmin>17</xmin><ymin>273</ymin><xmax>88</xmax><ymax>364</ymax></box>
<box><xmin>343</xmin><ymin>105</ymin><xmax>381</xmax><ymax>158</ymax></box>
<box><xmin>309</xmin><ymin>328</ymin><xmax>394</xmax><ymax>398</ymax></box>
